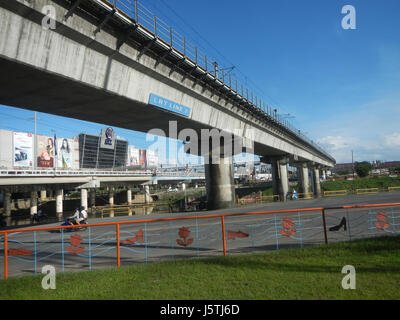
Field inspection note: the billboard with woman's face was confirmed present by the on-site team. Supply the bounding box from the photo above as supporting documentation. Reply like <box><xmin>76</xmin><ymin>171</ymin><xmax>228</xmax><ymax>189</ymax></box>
<box><xmin>37</xmin><ymin>135</ymin><xmax>55</xmax><ymax>167</ymax></box>
<box><xmin>13</xmin><ymin>132</ymin><xmax>33</xmax><ymax>167</ymax></box>
<box><xmin>57</xmin><ymin>138</ymin><xmax>72</xmax><ymax>169</ymax></box>
<box><xmin>56</xmin><ymin>138</ymin><xmax>79</xmax><ymax>169</ymax></box>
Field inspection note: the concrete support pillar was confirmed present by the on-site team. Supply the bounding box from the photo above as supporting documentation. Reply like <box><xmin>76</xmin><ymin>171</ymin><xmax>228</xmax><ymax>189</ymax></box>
<box><xmin>89</xmin><ymin>189</ymin><xmax>96</xmax><ymax>208</ymax></box>
<box><xmin>3</xmin><ymin>191</ymin><xmax>12</xmax><ymax>217</ymax></box>
<box><xmin>271</xmin><ymin>158</ymin><xmax>289</xmax><ymax>202</ymax></box>
<box><xmin>313</xmin><ymin>167</ymin><xmax>322</xmax><ymax>198</ymax></box>
<box><xmin>205</xmin><ymin>157</ymin><xmax>235</xmax><ymax>210</ymax></box>
<box><xmin>80</xmin><ymin>188</ymin><xmax>88</xmax><ymax>210</ymax></box>
<box><xmin>56</xmin><ymin>189</ymin><xmax>63</xmax><ymax>221</ymax></box>
<box><xmin>144</xmin><ymin>185</ymin><xmax>150</xmax><ymax>204</ymax></box>
<box><xmin>297</xmin><ymin>163</ymin><xmax>310</xmax><ymax>195</ymax></box>
<box><xmin>40</xmin><ymin>190</ymin><xmax>47</xmax><ymax>201</ymax></box>
<box><xmin>322</xmin><ymin>169</ymin><xmax>327</xmax><ymax>181</ymax></box>
<box><xmin>30</xmin><ymin>191</ymin><xmax>38</xmax><ymax>217</ymax></box>
<box><xmin>127</xmin><ymin>189</ymin><xmax>132</xmax><ymax>205</ymax></box>
<box><xmin>109</xmin><ymin>187</ymin><xmax>114</xmax><ymax>206</ymax></box>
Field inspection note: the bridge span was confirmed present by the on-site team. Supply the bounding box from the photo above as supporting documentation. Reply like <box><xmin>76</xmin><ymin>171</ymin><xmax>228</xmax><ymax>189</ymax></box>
<box><xmin>0</xmin><ymin>0</ymin><xmax>335</xmax><ymax>211</ymax></box>
<box><xmin>0</xmin><ymin>169</ymin><xmax>205</xmax><ymax>219</ymax></box>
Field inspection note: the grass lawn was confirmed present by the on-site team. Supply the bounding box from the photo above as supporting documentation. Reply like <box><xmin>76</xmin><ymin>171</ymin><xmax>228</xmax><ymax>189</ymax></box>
<box><xmin>321</xmin><ymin>176</ymin><xmax>400</xmax><ymax>192</ymax></box>
<box><xmin>1</xmin><ymin>235</ymin><xmax>399</xmax><ymax>300</ymax></box>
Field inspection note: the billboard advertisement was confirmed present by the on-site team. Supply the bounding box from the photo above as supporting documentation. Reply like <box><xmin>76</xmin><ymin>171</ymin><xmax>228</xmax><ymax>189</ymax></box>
<box><xmin>147</xmin><ymin>149</ymin><xmax>158</xmax><ymax>168</ymax></box>
<box><xmin>37</xmin><ymin>135</ymin><xmax>55</xmax><ymax>168</ymax></box>
<box><xmin>127</xmin><ymin>146</ymin><xmax>140</xmax><ymax>167</ymax></box>
<box><xmin>100</xmin><ymin>127</ymin><xmax>115</xmax><ymax>150</ymax></box>
<box><xmin>13</xmin><ymin>132</ymin><xmax>33</xmax><ymax>167</ymax></box>
<box><xmin>57</xmin><ymin>138</ymin><xmax>79</xmax><ymax>169</ymax></box>
<box><xmin>139</xmin><ymin>149</ymin><xmax>147</xmax><ymax>169</ymax></box>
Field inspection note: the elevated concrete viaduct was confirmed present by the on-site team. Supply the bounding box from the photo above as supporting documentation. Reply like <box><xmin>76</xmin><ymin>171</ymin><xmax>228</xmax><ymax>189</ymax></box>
<box><xmin>0</xmin><ymin>0</ymin><xmax>335</xmax><ymax>210</ymax></box>
<box><xmin>0</xmin><ymin>170</ymin><xmax>204</xmax><ymax>219</ymax></box>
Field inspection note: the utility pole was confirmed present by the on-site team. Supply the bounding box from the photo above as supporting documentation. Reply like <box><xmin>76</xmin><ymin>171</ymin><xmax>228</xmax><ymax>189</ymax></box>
<box><xmin>351</xmin><ymin>150</ymin><xmax>354</xmax><ymax>178</ymax></box>
<box><xmin>29</xmin><ymin>112</ymin><xmax>40</xmax><ymax>170</ymax></box>
<box><xmin>51</xmin><ymin>129</ymin><xmax>57</xmax><ymax>170</ymax></box>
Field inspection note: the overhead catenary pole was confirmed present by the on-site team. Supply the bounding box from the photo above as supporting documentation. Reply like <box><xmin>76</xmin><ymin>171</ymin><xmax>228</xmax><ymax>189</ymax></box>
<box><xmin>29</xmin><ymin>112</ymin><xmax>40</xmax><ymax>170</ymax></box>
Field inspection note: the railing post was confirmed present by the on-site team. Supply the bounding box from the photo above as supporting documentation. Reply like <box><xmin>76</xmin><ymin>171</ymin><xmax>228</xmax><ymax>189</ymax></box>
<box><xmin>153</xmin><ymin>15</ymin><xmax>157</xmax><ymax>36</ymax></box>
<box><xmin>116</xmin><ymin>224</ymin><xmax>120</xmax><ymax>267</ymax></box>
<box><xmin>322</xmin><ymin>209</ymin><xmax>328</xmax><ymax>244</ymax></box>
<box><xmin>4</xmin><ymin>232</ymin><xmax>8</xmax><ymax>280</ymax></box>
<box><xmin>221</xmin><ymin>216</ymin><xmax>227</xmax><ymax>256</ymax></box>
<box><xmin>169</xmin><ymin>27</ymin><xmax>173</xmax><ymax>46</ymax></box>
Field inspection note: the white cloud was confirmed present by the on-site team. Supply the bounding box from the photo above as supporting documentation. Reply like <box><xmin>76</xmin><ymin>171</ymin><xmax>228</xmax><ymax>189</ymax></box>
<box><xmin>383</xmin><ymin>133</ymin><xmax>400</xmax><ymax>147</ymax></box>
<box><xmin>317</xmin><ymin>133</ymin><xmax>400</xmax><ymax>163</ymax></box>
<box><xmin>317</xmin><ymin>135</ymin><xmax>358</xmax><ymax>151</ymax></box>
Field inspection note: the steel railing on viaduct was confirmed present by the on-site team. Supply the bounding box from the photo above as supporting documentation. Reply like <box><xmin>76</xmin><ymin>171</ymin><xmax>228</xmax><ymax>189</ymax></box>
<box><xmin>0</xmin><ymin>169</ymin><xmax>204</xmax><ymax>178</ymax></box>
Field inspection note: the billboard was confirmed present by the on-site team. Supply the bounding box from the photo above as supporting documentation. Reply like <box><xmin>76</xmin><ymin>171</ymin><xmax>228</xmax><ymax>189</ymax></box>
<box><xmin>139</xmin><ymin>149</ymin><xmax>147</xmax><ymax>169</ymax></box>
<box><xmin>147</xmin><ymin>149</ymin><xmax>158</xmax><ymax>168</ymax></box>
<box><xmin>37</xmin><ymin>135</ymin><xmax>55</xmax><ymax>168</ymax></box>
<box><xmin>13</xmin><ymin>132</ymin><xmax>33</xmax><ymax>167</ymax></box>
<box><xmin>127</xmin><ymin>146</ymin><xmax>140</xmax><ymax>167</ymax></box>
<box><xmin>56</xmin><ymin>138</ymin><xmax>78</xmax><ymax>169</ymax></box>
<box><xmin>100</xmin><ymin>128</ymin><xmax>115</xmax><ymax>150</ymax></box>
<box><xmin>0</xmin><ymin>130</ymin><xmax>13</xmax><ymax>169</ymax></box>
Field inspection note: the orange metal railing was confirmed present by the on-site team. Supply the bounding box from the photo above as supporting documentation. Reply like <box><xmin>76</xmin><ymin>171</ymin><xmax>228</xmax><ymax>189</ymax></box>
<box><xmin>1</xmin><ymin>202</ymin><xmax>400</xmax><ymax>279</ymax></box>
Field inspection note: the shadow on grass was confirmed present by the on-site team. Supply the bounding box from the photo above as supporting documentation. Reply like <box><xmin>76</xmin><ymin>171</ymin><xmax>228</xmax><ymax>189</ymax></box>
<box><xmin>195</xmin><ymin>235</ymin><xmax>400</xmax><ymax>274</ymax></box>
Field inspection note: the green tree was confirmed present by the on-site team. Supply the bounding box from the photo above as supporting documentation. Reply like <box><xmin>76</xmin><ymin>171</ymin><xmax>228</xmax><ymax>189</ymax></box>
<box><xmin>355</xmin><ymin>161</ymin><xmax>372</xmax><ymax>178</ymax></box>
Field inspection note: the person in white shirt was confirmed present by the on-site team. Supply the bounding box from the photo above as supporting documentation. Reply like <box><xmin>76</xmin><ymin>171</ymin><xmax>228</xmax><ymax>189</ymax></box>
<box><xmin>68</xmin><ymin>206</ymin><xmax>87</xmax><ymax>225</ymax></box>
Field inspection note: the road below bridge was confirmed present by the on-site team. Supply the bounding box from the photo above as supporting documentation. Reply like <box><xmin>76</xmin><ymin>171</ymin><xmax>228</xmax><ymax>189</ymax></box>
<box><xmin>1</xmin><ymin>192</ymin><xmax>399</xmax><ymax>278</ymax></box>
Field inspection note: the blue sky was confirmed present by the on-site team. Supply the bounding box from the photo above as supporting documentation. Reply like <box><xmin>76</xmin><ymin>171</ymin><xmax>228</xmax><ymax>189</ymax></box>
<box><xmin>1</xmin><ymin>0</ymin><xmax>400</xmax><ymax>164</ymax></box>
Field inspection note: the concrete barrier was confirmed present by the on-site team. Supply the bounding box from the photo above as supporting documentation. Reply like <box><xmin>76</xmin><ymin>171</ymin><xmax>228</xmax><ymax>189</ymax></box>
<box><xmin>355</xmin><ymin>188</ymin><xmax>379</xmax><ymax>195</ymax></box>
<box><xmin>323</xmin><ymin>190</ymin><xmax>348</xmax><ymax>197</ymax></box>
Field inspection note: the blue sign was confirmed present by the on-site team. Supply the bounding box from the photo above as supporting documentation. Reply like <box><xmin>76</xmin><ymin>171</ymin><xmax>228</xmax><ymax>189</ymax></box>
<box><xmin>148</xmin><ymin>94</ymin><xmax>191</xmax><ymax>117</ymax></box>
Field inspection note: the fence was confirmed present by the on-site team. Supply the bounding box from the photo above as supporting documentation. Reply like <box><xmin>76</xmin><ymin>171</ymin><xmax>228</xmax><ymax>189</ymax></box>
<box><xmin>1</xmin><ymin>202</ymin><xmax>400</xmax><ymax>279</ymax></box>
